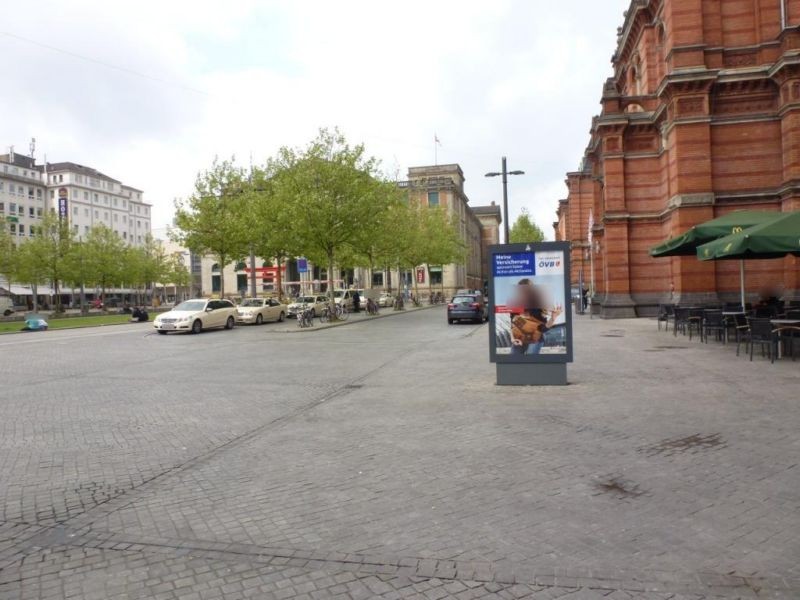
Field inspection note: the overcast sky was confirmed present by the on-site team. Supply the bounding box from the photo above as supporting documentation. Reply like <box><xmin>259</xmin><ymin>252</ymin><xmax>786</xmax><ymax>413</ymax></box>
<box><xmin>1</xmin><ymin>0</ymin><xmax>630</xmax><ymax>239</ymax></box>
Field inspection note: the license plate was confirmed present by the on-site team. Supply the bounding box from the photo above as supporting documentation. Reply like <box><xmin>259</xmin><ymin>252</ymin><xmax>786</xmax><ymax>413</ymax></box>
<box><xmin>161</xmin><ymin>324</ymin><xmax>176</xmax><ymax>330</ymax></box>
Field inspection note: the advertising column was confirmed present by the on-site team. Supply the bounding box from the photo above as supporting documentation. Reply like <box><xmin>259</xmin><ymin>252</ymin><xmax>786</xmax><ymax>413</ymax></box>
<box><xmin>488</xmin><ymin>241</ymin><xmax>573</xmax><ymax>385</ymax></box>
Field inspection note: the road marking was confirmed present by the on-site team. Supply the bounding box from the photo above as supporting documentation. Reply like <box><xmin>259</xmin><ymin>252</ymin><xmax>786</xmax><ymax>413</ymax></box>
<box><xmin>0</xmin><ymin>326</ymin><xmax>145</xmax><ymax>347</ymax></box>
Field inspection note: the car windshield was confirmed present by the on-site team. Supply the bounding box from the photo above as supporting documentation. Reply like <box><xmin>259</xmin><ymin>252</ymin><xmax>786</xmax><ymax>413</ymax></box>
<box><xmin>452</xmin><ymin>296</ymin><xmax>476</xmax><ymax>304</ymax></box>
<box><xmin>174</xmin><ymin>300</ymin><xmax>206</xmax><ymax>311</ymax></box>
<box><xmin>333</xmin><ymin>291</ymin><xmax>344</xmax><ymax>298</ymax></box>
<box><xmin>300</xmin><ymin>296</ymin><xmax>315</xmax><ymax>303</ymax></box>
<box><xmin>240</xmin><ymin>299</ymin><xmax>264</xmax><ymax>307</ymax></box>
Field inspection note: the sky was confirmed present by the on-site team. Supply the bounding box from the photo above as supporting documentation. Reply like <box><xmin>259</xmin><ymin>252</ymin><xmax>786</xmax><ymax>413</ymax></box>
<box><xmin>1</xmin><ymin>0</ymin><xmax>631</xmax><ymax>240</ymax></box>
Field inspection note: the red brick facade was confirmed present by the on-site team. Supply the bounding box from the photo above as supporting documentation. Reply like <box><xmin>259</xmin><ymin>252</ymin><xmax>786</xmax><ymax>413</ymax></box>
<box><xmin>555</xmin><ymin>0</ymin><xmax>800</xmax><ymax>317</ymax></box>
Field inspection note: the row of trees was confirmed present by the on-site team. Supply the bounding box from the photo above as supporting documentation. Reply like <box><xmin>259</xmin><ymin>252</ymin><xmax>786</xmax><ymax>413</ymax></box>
<box><xmin>173</xmin><ymin>129</ymin><xmax>465</xmax><ymax>302</ymax></box>
<box><xmin>0</xmin><ymin>214</ymin><xmax>190</xmax><ymax>313</ymax></box>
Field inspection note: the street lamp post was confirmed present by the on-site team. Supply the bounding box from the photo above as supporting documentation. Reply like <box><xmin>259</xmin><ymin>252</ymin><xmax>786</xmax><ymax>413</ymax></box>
<box><xmin>485</xmin><ymin>156</ymin><xmax>524</xmax><ymax>244</ymax></box>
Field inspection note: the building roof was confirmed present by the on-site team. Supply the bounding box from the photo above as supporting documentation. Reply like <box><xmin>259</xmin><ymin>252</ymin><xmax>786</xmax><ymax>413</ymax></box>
<box><xmin>121</xmin><ymin>184</ymin><xmax>144</xmax><ymax>193</ymax></box>
<box><xmin>471</xmin><ymin>204</ymin><xmax>501</xmax><ymax>216</ymax></box>
<box><xmin>46</xmin><ymin>162</ymin><xmax>121</xmax><ymax>184</ymax></box>
<box><xmin>0</xmin><ymin>152</ymin><xmax>41</xmax><ymax>170</ymax></box>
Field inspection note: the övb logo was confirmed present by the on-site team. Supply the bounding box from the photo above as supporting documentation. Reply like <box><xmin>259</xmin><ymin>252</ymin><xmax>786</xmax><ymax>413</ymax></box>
<box><xmin>538</xmin><ymin>260</ymin><xmax>561</xmax><ymax>269</ymax></box>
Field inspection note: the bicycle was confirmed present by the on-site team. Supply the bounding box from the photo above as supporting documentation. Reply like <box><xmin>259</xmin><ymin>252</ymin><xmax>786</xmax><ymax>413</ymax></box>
<box><xmin>319</xmin><ymin>306</ymin><xmax>330</xmax><ymax>323</ymax></box>
<box><xmin>393</xmin><ymin>295</ymin><xmax>405</xmax><ymax>311</ymax></box>
<box><xmin>366</xmin><ymin>298</ymin><xmax>379</xmax><ymax>315</ymax></box>
<box><xmin>297</xmin><ymin>307</ymin><xmax>315</xmax><ymax>328</ymax></box>
<box><xmin>335</xmin><ymin>303</ymin><xmax>349</xmax><ymax>320</ymax></box>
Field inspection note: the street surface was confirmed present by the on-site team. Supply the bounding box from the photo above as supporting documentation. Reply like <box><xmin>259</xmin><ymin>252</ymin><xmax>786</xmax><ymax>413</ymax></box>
<box><xmin>0</xmin><ymin>309</ymin><xmax>798</xmax><ymax>599</ymax></box>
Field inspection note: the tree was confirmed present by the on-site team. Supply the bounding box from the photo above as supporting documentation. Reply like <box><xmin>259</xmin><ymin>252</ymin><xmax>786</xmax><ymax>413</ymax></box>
<box><xmin>83</xmin><ymin>225</ymin><xmax>125</xmax><ymax>305</ymax></box>
<box><xmin>268</xmin><ymin>129</ymin><xmax>396</xmax><ymax>312</ymax></box>
<box><xmin>172</xmin><ymin>158</ymin><xmax>251</xmax><ymax>298</ymax></box>
<box><xmin>0</xmin><ymin>225</ymin><xmax>17</xmax><ymax>294</ymax></box>
<box><xmin>15</xmin><ymin>213</ymin><xmax>75</xmax><ymax>312</ymax></box>
<box><xmin>14</xmin><ymin>238</ymin><xmax>49</xmax><ymax>311</ymax></box>
<box><xmin>396</xmin><ymin>202</ymin><xmax>465</xmax><ymax>300</ymax></box>
<box><xmin>509</xmin><ymin>208</ymin><xmax>545</xmax><ymax>244</ymax></box>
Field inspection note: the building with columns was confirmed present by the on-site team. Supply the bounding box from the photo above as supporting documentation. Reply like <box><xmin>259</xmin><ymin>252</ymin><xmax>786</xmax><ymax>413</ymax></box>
<box><xmin>555</xmin><ymin>0</ymin><xmax>800</xmax><ymax>317</ymax></box>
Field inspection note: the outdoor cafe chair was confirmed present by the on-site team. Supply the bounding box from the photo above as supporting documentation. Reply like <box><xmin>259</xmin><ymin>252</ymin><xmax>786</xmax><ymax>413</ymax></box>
<box><xmin>733</xmin><ymin>314</ymin><xmax>750</xmax><ymax>357</ymax></box>
<box><xmin>674</xmin><ymin>307</ymin><xmax>702</xmax><ymax>340</ymax></box>
<box><xmin>657</xmin><ymin>303</ymin><xmax>674</xmax><ymax>332</ymax></box>
<box><xmin>741</xmin><ymin>317</ymin><xmax>776</xmax><ymax>362</ymax></box>
<box><xmin>773</xmin><ymin>325</ymin><xmax>800</xmax><ymax>362</ymax></box>
<box><xmin>701</xmin><ymin>309</ymin><xmax>725</xmax><ymax>343</ymax></box>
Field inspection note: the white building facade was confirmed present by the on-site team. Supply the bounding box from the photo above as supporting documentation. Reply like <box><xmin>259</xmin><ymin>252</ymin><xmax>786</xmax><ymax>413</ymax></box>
<box><xmin>1</xmin><ymin>148</ymin><xmax>151</xmax><ymax>247</ymax></box>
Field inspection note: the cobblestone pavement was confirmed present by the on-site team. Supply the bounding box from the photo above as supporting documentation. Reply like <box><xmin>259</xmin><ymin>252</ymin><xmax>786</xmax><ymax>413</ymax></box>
<box><xmin>0</xmin><ymin>310</ymin><xmax>798</xmax><ymax>598</ymax></box>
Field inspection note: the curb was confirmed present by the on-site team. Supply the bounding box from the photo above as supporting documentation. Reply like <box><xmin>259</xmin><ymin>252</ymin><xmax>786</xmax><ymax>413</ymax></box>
<box><xmin>276</xmin><ymin>303</ymin><xmax>443</xmax><ymax>333</ymax></box>
<box><xmin>0</xmin><ymin>320</ymin><xmax>147</xmax><ymax>336</ymax></box>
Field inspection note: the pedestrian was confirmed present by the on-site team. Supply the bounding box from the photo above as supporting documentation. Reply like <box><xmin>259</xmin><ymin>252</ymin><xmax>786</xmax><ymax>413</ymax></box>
<box><xmin>352</xmin><ymin>290</ymin><xmax>361</xmax><ymax>313</ymax></box>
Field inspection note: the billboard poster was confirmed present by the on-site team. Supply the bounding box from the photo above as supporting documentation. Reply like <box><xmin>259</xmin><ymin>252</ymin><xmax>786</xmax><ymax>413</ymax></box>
<box><xmin>488</xmin><ymin>241</ymin><xmax>573</xmax><ymax>364</ymax></box>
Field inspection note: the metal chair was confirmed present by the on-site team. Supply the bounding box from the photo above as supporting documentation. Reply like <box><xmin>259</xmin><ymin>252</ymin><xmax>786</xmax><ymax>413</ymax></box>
<box><xmin>657</xmin><ymin>304</ymin><xmax>674</xmax><ymax>332</ymax></box>
<box><xmin>701</xmin><ymin>309</ymin><xmax>725</xmax><ymax>343</ymax></box>
<box><xmin>733</xmin><ymin>314</ymin><xmax>750</xmax><ymax>356</ymax></box>
<box><xmin>742</xmin><ymin>317</ymin><xmax>777</xmax><ymax>362</ymax></box>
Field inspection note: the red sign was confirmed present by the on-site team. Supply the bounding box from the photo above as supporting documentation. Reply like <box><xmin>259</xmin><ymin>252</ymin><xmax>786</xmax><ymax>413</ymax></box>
<box><xmin>416</xmin><ymin>268</ymin><xmax>425</xmax><ymax>284</ymax></box>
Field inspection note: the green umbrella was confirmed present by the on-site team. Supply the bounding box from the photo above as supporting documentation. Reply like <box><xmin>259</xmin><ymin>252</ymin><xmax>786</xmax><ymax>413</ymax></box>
<box><xmin>697</xmin><ymin>211</ymin><xmax>800</xmax><ymax>260</ymax></box>
<box><xmin>696</xmin><ymin>211</ymin><xmax>800</xmax><ymax>309</ymax></box>
<box><xmin>649</xmin><ymin>210</ymin><xmax>780</xmax><ymax>257</ymax></box>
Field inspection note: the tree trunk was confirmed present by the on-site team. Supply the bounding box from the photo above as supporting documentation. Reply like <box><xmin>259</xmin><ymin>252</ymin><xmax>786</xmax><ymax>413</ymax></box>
<box><xmin>218</xmin><ymin>255</ymin><xmax>226</xmax><ymax>298</ymax></box>
<box><xmin>32</xmin><ymin>283</ymin><xmax>38</xmax><ymax>312</ymax></box>
<box><xmin>276</xmin><ymin>256</ymin><xmax>283</xmax><ymax>301</ymax></box>
<box><xmin>327</xmin><ymin>253</ymin><xmax>336</xmax><ymax>318</ymax></box>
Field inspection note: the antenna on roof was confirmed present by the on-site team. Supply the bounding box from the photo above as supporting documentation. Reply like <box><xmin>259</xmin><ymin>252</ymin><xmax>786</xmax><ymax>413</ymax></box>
<box><xmin>29</xmin><ymin>138</ymin><xmax>36</xmax><ymax>164</ymax></box>
<box><xmin>8</xmin><ymin>145</ymin><xmax>14</xmax><ymax>163</ymax></box>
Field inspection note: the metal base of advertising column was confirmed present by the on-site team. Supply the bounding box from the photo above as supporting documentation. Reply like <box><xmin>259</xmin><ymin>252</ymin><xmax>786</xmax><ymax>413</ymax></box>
<box><xmin>496</xmin><ymin>363</ymin><xmax>567</xmax><ymax>386</ymax></box>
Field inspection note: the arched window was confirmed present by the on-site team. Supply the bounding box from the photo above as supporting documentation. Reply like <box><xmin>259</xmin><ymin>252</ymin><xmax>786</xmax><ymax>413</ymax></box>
<box><xmin>235</xmin><ymin>261</ymin><xmax>246</xmax><ymax>271</ymax></box>
<box><xmin>211</xmin><ymin>263</ymin><xmax>220</xmax><ymax>273</ymax></box>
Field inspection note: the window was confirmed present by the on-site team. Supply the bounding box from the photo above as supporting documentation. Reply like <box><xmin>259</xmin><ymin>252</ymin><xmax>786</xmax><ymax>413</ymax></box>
<box><xmin>84</xmin><ymin>208</ymin><xmax>89</xmax><ymax>217</ymax></box>
<box><xmin>122</xmin><ymin>215</ymin><xmax>127</xmax><ymax>223</ymax></box>
<box><xmin>372</xmin><ymin>272</ymin><xmax>384</xmax><ymax>287</ymax></box>
<box><xmin>113</xmin><ymin>214</ymin><xmax>118</xmax><ymax>222</ymax></box>
<box><xmin>58</xmin><ymin>174</ymin><xmax>63</xmax><ymax>182</ymax></box>
<box><xmin>18</xmin><ymin>224</ymin><xmax>24</xmax><ymax>235</ymax></box>
<box><xmin>28</xmin><ymin>225</ymin><xmax>34</xmax><ymax>237</ymax></box>
<box><xmin>36</xmin><ymin>189</ymin><xmax>42</xmax><ymax>199</ymax></box>
<box><xmin>93</xmin><ymin>194</ymin><xmax>98</xmax><ymax>202</ymax></box>
<box><xmin>9</xmin><ymin>202</ymin><xmax>16</xmax><ymax>213</ymax></box>
<box><xmin>84</xmin><ymin>191</ymin><xmax>88</xmax><ymax>200</ymax></box>
<box><xmin>123</xmin><ymin>231</ymin><xmax>127</xmax><ymax>239</ymax></box>
<box><xmin>137</xmin><ymin>220</ymin><xmax>141</xmax><ymax>228</ymax></box>
<box><xmin>84</xmin><ymin>226</ymin><xmax>89</xmax><ymax>234</ymax></box>
<box><xmin>29</xmin><ymin>207</ymin><xmax>35</xmax><ymax>217</ymax></box>
<box><xmin>0</xmin><ymin>182</ymin><xmax>3</xmax><ymax>191</ymax></box>
<box><xmin>72</xmin><ymin>189</ymin><xmax>78</xmax><ymax>198</ymax></box>
<box><xmin>9</xmin><ymin>223</ymin><xmax>15</xmax><ymax>234</ymax></box>
<box><xmin>17</xmin><ymin>205</ymin><xmax>23</xmax><ymax>216</ymax></box>
<box><xmin>427</xmin><ymin>191</ymin><xmax>440</xmax><ymax>207</ymax></box>
<box><xmin>113</xmin><ymin>198</ymin><xmax>117</xmax><ymax>206</ymax></box>
<box><xmin>73</xmin><ymin>225</ymin><xmax>78</xmax><ymax>233</ymax></box>
<box><xmin>73</xmin><ymin>206</ymin><xmax>78</xmax><ymax>215</ymax></box>
<box><xmin>94</xmin><ymin>210</ymin><xmax>99</xmax><ymax>218</ymax></box>
<box><xmin>123</xmin><ymin>200</ymin><xmax>127</xmax><ymax>208</ymax></box>
<box><xmin>36</xmin><ymin>208</ymin><xmax>42</xmax><ymax>217</ymax></box>
<box><xmin>235</xmin><ymin>261</ymin><xmax>246</xmax><ymax>271</ymax></box>
<box><xmin>28</xmin><ymin>187</ymin><xmax>34</xmax><ymax>198</ymax></box>
<box><xmin>50</xmin><ymin>190</ymin><xmax>54</xmax><ymax>199</ymax></box>
<box><xmin>429</xmin><ymin>266</ymin><xmax>443</xmax><ymax>286</ymax></box>
<box><xmin>0</xmin><ymin>202</ymin><xmax>4</xmax><ymax>212</ymax></box>
<box><xmin>103</xmin><ymin>195</ymin><xmax>108</xmax><ymax>204</ymax></box>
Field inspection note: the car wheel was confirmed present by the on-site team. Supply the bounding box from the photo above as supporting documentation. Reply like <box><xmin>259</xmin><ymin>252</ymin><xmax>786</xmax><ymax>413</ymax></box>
<box><xmin>278</xmin><ymin>312</ymin><xmax>285</xmax><ymax>322</ymax></box>
<box><xmin>192</xmin><ymin>319</ymin><xmax>202</xmax><ymax>334</ymax></box>
<box><xmin>157</xmin><ymin>330</ymin><xmax>167</xmax><ymax>335</ymax></box>
<box><xmin>255</xmin><ymin>314</ymin><xmax>263</xmax><ymax>325</ymax></box>
<box><xmin>225</xmin><ymin>316</ymin><xmax>235</xmax><ymax>330</ymax></box>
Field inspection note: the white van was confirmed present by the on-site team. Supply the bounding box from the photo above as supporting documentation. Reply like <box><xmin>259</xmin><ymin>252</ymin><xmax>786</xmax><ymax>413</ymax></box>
<box><xmin>0</xmin><ymin>296</ymin><xmax>14</xmax><ymax>316</ymax></box>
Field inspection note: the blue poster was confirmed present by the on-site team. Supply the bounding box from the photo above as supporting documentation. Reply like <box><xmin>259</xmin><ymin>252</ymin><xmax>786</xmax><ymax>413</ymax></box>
<box><xmin>492</xmin><ymin>252</ymin><xmax>535</xmax><ymax>277</ymax></box>
<box><xmin>297</xmin><ymin>258</ymin><xmax>308</xmax><ymax>273</ymax></box>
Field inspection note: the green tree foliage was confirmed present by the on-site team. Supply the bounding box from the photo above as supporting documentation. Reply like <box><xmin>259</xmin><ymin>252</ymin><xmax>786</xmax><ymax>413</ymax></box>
<box><xmin>172</xmin><ymin>158</ymin><xmax>250</xmax><ymax>297</ymax></box>
<box><xmin>509</xmin><ymin>208</ymin><xmax>545</xmax><ymax>244</ymax></box>
<box><xmin>0</xmin><ymin>224</ymin><xmax>17</xmax><ymax>290</ymax></box>
<box><xmin>267</xmin><ymin>129</ymin><xmax>396</xmax><ymax>309</ymax></box>
<box><xmin>11</xmin><ymin>214</ymin><xmax>74</xmax><ymax>311</ymax></box>
<box><xmin>83</xmin><ymin>225</ymin><xmax>126</xmax><ymax>303</ymax></box>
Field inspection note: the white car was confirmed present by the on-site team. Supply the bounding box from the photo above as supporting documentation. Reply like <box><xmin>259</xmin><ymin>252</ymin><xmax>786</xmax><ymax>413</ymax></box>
<box><xmin>378</xmin><ymin>292</ymin><xmax>394</xmax><ymax>308</ymax></box>
<box><xmin>333</xmin><ymin>290</ymin><xmax>354</xmax><ymax>309</ymax></box>
<box><xmin>153</xmin><ymin>298</ymin><xmax>237</xmax><ymax>334</ymax></box>
<box><xmin>287</xmin><ymin>295</ymin><xmax>328</xmax><ymax>318</ymax></box>
<box><xmin>236</xmin><ymin>297</ymin><xmax>286</xmax><ymax>324</ymax></box>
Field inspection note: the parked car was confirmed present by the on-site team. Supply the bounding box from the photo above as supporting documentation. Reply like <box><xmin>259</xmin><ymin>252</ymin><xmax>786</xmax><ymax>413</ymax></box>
<box><xmin>447</xmin><ymin>293</ymin><xmax>488</xmax><ymax>324</ymax></box>
<box><xmin>378</xmin><ymin>292</ymin><xmax>394</xmax><ymax>308</ymax></box>
<box><xmin>333</xmin><ymin>289</ymin><xmax>354</xmax><ymax>309</ymax></box>
<box><xmin>236</xmin><ymin>297</ymin><xmax>286</xmax><ymax>325</ymax></box>
<box><xmin>153</xmin><ymin>298</ymin><xmax>237</xmax><ymax>334</ymax></box>
<box><xmin>287</xmin><ymin>295</ymin><xmax>328</xmax><ymax>318</ymax></box>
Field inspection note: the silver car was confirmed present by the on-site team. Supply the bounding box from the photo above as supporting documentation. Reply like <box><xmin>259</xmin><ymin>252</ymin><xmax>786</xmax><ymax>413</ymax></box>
<box><xmin>154</xmin><ymin>298</ymin><xmax>237</xmax><ymax>334</ymax></box>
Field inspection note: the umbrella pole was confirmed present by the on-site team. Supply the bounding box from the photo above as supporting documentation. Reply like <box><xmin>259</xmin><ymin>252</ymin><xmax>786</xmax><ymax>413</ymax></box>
<box><xmin>739</xmin><ymin>259</ymin><xmax>745</xmax><ymax>310</ymax></box>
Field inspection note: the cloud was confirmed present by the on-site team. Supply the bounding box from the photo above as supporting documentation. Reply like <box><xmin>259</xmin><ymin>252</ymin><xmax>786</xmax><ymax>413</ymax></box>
<box><xmin>1</xmin><ymin>0</ymin><xmax>631</xmax><ymax>238</ymax></box>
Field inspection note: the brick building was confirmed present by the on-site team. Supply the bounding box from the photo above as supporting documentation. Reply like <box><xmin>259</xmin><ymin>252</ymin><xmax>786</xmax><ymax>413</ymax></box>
<box><xmin>555</xmin><ymin>0</ymin><xmax>800</xmax><ymax>317</ymax></box>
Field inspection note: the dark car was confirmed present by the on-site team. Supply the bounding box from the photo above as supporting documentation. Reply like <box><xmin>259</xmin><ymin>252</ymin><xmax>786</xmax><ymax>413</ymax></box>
<box><xmin>447</xmin><ymin>294</ymin><xmax>487</xmax><ymax>324</ymax></box>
